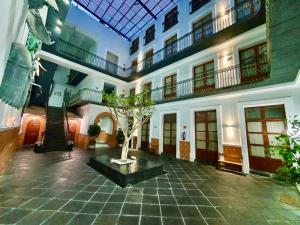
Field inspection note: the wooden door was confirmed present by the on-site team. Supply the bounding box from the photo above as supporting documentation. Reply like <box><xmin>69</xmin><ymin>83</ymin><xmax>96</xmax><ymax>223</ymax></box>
<box><xmin>245</xmin><ymin>105</ymin><xmax>286</xmax><ymax>173</ymax></box>
<box><xmin>164</xmin><ymin>74</ymin><xmax>177</xmax><ymax>99</ymax></box>
<box><xmin>145</xmin><ymin>49</ymin><xmax>154</xmax><ymax>69</ymax></box>
<box><xmin>68</xmin><ymin>120</ymin><xmax>77</xmax><ymax>142</ymax></box>
<box><xmin>195</xmin><ymin>110</ymin><xmax>218</xmax><ymax>164</ymax></box>
<box><xmin>164</xmin><ymin>35</ymin><xmax>177</xmax><ymax>58</ymax></box>
<box><xmin>141</xmin><ymin>120</ymin><xmax>150</xmax><ymax>151</ymax></box>
<box><xmin>163</xmin><ymin>114</ymin><xmax>177</xmax><ymax>154</ymax></box>
<box><xmin>106</xmin><ymin>51</ymin><xmax>119</xmax><ymax>74</ymax></box>
<box><xmin>192</xmin><ymin>13</ymin><xmax>213</xmax><ymax>43</ymax></box>
<box><xmin>23</xmin><ymin>119</ymin><xmax>41</xmax><ymax>145</ymax></box>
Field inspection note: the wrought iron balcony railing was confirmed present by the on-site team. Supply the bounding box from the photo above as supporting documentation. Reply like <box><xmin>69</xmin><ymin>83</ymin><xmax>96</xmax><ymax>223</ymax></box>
<box><xmin>65</xmin><ymin>57</ymin><xmax>269</xmax><ymax>107</ymax></box>
<box><xmin>151</xmin><ymin>59</ymin><xmax>269</xmax><ymax>103</ymax></box>
<box><xmin>65</xmin><ymin>88</ymin><xmax>102</xmax><ymax>107</ymax></box>
<box><xmin>55</xmin><ymin>39</ymin><xmax>130</xmax><ymax>78</ymax></box>
<box><xmin>132</xmin><ymin>0</ymin><xmax>263</xmax><ymax>74</ymax></box>
<box><xmin>50</xmin><ymin>0</ymin><xmax>263</xmax><ymax>79</ymax></box>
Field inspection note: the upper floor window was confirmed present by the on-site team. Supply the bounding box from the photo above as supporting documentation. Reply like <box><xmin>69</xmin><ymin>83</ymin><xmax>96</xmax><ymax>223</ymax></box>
<box><xmin>192</xmin><ymin>13</ymin><xmax>213</xmax><ymax>43</ymax></box>
<box><xmin>235</xmin><ymin>0</ymin><xmax>261</xmax><ymax>20</ymax></box>
<box><xmin>130</xmin><ymin>38</ymin><xmax>139</xmax><ymax>55</ymax></box>
<box><xmin>131</xmin><ymin>59</ymin><xmax>138</xmax><ymax>73</ymax></box>
<box><xmin>145</xmin><ymin>25</ymin><xmax>155</xmax><ymax>45</ymax></box>
<box><xmin>190</xmin><ymin>0</ymin><xmax>211</xmax><ymax>14</ymax></box>
<box><xmin>164</xmin><ymin>74</ymin><xmax>177</xmax><ymax>99</ymax></box>
<box><xmin>164</xmin><ymin>35</ymin><xmax>177</xmax><ymax>58</ymax></box>
<box><xmin>194</xmin><ymin>61</ymin><xmax>215</xmax><ymax>93</ymax></box>
<box><xmin>163</xmin><ymin>6</ymin><xmax>178</xmax><ymax>32</ymax></box>
<box><xmin>239</xmin><ymin>42</ymin><xmax>268</xmax><ymax>82</ymax></box>
<box><xmin>145</xmin><ymin>49</ymin><xmax>154</xmax><ymax>69</ymax></box>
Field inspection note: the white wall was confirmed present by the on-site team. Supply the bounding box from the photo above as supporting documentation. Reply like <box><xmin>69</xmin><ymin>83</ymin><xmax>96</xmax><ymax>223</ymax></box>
<box><xmin>65</xmin><ymin>3</ymin><xmax>130</xmax><ymax>67</ymax></box>
<box><xmin>98</xmin><ymin>117</ymin><xmax>113</xmax><ymax>134</ymax></box>
<box><xmin>0</xmin><ymin>0</ymin><xmax>28</xmax><ymax>128</ymax></box>
<box><xmin>146</xmin><ymin>78</ymin><xmax>300</xmax><ymax>174</ymax></box>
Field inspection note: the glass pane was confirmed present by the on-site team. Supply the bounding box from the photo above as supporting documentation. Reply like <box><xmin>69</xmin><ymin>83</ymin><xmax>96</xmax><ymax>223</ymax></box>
<box><xmin>245</xmin><ymin>107</ymin><xmax>261</xmax><ymax>119</ymax></box>
<box><xmin>171</xmin><ymin>138</ymin><xmax>176</xmax><ymax>145</ymax></box>
<box><xmin>249</xmin><ymin>133</ymin><xmax>264</xmax><ymax>145</ymax></box>
<box><xmin>268</xmin><ymin>134</ymin><xmax>284</xmax><ymax>146</ymax></box>
<box><xmin>196</xmin><ymin>131</ymin><xmax>206</xmax><ymax>140</ymax></box>
<box><xmin>266</xmin><ymin>121</ymin><xmax>285</xmax><ymax>133</ymax></box>
<box><xmin>196</xmin><ymin>123</ymin><xmax>206</xmax><ymax>131</ymax></box>
<box><xmin>250</xmin><ymin>145</ymin><xmax>265</xmax><ymax>157</ymax></box>
<box><xmin>164</xmin><ymin>123</ymin><xmax>171</xmax><ymax>129</ymax></box>
<box><xmin>164</xmin><ymin>138</ymin><xmax>170</xmax><ymax>144</ymax></box>
<box><xmin>207</xmin><ymin>111</ymin><xmax>216</xmax><ymax>120</ymax></box>
<box><xmin>265</xmin><ymin>106</ymin><xmax>286</xmax><ymax>119</ymax></box>
<box><xmin>247</xmin><ymin>122</ymin><xmax>262</xmax><ymax>132</ymax></box>
<box><xmin>164</xmin><ymin>130</ymin><xmax>171</xmax><ymax>137</ymax></box>
<box><xmin>208</xmin><ymin>141</ymin><xmax>217</xmax><ymax>151</ymax></box>
<box><xmin>207</xmin><ymin>123</ymin><xmax>216</xmax><ymax>131</ymax></box>
<box><xmin>197</xmin><ymin>141</ymin><xmax>206</xmax><ymax>149</ymax></box>
<box><xmin>142</xmin><ymin>136</ymin><xmax>146</xmax><ymax>141</ymax></box>
<box><xmin>172</xmin><ymin>124</ymin><xmax>176</xmax><ymax>131</ymax></box>
<box><xmin>208</xmin><ymin>132</ymin><xmax>217</xmax><ymax>141</ymax></box>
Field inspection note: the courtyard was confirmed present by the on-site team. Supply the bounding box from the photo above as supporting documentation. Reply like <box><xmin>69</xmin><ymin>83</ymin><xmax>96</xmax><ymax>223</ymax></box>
<box><xmin>0</xmin><ymin>148</ymin><xmax>299</xmax><ymax>225</ymax></box>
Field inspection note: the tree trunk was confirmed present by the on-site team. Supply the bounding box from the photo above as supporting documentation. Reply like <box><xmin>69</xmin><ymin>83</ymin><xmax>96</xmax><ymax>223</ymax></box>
<box><xmin>121</xmin><ymin>137</ymin><xmax>130</xmax><ymax>161</ymax></box>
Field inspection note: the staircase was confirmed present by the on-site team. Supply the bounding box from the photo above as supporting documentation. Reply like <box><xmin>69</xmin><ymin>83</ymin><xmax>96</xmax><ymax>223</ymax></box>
<box><xmin>42</xmin><ymin>106</ymin><xmax>68</xmax><ymax>152</ymax></box>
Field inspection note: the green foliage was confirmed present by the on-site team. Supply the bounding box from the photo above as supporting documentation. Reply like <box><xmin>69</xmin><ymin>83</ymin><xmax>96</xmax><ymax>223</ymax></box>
<box><xmin>87</xmin><ymin>124</ymin><xmax>101</xmax><ymax>137</ymax></box>
<box><xmin>268</xmin><ymin>117</ymin><xmax>300</xmax><ymax>184</ymax></box>
<box><xmin>117</xmin><ymin>128</ymin><xmax>125</xmax><ymax>144</ymax></box>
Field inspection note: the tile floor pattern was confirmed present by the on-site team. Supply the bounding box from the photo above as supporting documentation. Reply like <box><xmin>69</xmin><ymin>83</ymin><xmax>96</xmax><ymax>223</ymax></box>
<box><xmin>0</xmin><ymin>148</ymin><xmax>300</xmax><ymax>225</ymax></box>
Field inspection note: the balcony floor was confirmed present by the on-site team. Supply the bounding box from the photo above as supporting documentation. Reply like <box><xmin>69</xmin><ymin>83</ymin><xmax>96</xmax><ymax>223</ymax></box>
<box><xmin>0</xmin><ymin>147</ymin><xmax>299</xmax><ymax>225</ymax></box>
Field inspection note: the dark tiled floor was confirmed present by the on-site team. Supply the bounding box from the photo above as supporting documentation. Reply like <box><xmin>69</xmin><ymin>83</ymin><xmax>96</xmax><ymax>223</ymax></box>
<box><xmin>0</xmin><ymin>147</ymin><xmax>300</xmax><ymax>225</ymax></box>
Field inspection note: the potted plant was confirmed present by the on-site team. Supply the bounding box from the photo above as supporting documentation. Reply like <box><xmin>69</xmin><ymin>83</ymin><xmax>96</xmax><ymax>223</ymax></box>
<box><xmin>87</xmin><ymin>124</ymin><xmax>101</xmax><ymax>150</ymax></box>
<box><xmin>117</xmin><ymin>128</ymin><xmax>125</xmax><ymax>147</ymax></box>
<box><xmin>267</xmin><ymin>116</ymin><xmax>300</xmax><ymax>193</ymax></box>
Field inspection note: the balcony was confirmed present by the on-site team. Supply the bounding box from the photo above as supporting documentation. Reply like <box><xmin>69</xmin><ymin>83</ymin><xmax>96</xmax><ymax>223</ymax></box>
<box><xmin>151</xmin><ymin>58</ymin><xmax>269</xmax><ymax>104</ymax></box>
<box><xmin>65</xmin><ymin>88</ymin><xmax>102</xmax><ymax>107</ymax></box>
<box><xmin>43</xmin><ymin>0</ymin><xmax>265</xmax><ymax>81</ymax></box>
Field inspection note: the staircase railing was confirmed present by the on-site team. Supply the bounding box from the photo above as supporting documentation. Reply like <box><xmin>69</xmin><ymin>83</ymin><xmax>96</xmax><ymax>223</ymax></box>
<box><xmin>65</xmin><ymin>88</ymin><xmax>102</xmax><ymax>107</ymax></box>
<box><xmin>63</xmin><ymin>89</ymin><xmax>72</xmax><ymax>150</ymax></box>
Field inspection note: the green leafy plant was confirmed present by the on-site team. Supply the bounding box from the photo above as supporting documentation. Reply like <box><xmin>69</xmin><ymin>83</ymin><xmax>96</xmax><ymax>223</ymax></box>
<box><xmin>88</xmin><ymin>124</ymin><xmax>101</xmax><ymax>137</ymax></box>
<box><xmin>268</xmin><ymin>117</ymin><xmax>300</xmax><ymax>184</ymax></box>
<box><xmin>102</xmin><ymin>90</ymin><xmax>154</xmax><ymax>161</ymax></box>
<box><xmin>87</xmin><ymin>124</ymin><xmax>101</xmax><ymax>149</ymax></box>
<box><xmin>117</xmin><ymin>128</ymin><xmax>125</xmax><ymax>145</ymax></box>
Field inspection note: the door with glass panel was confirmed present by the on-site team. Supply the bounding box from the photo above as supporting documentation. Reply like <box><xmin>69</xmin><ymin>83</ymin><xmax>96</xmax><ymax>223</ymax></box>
<box><xmin>194</xmin><ymin>61</ymin><xmax>215</xmax><ymax>93</ymax></box>
<box><xmin>163</xmin><ymin>114</ymin><xmax>177</xmax><ymax>154</ymax></box>
<box><xmin>164</xmin><ymin>74</ymin><xmax>177</xmax><ymax>99</ymax></box>
<box><xmin>141</xmin><ymin>120</ymin><xmax>150</xmax><ymax>151</ymax></box>
<box><xmin>195</xmin><ymin>110</ymin><xmax>218</xmax><ymax>164</ymax></box>
<box><xmin>106</xmin><ymin>51</ymin><xmax>119</xmax><ymax>75</ymax></box>
<box><xmin>245</xmin><ymin>105</ymin><xmax>286</xmax><ymax>173</ymax></box>
<box><xmin>164</xmin><ymin>35</ymin><xmax>177</xmax><ymax>58</ymax></box>
<box><xmin>192</xmin><ymin>13</ymin><xmax>213</xmax><ymax>43</ymax></box>
<box><xmin>239</xmin><ymin>43</ymin><xmax>268</xmax><ymax>83</ymax></box>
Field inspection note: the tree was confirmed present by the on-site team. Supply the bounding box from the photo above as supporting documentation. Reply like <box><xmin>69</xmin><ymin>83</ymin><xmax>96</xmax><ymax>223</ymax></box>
<box><xmin>102</xmin><ymin>90</ymin><xmax>154</xmax><ymax>162</ymax></box>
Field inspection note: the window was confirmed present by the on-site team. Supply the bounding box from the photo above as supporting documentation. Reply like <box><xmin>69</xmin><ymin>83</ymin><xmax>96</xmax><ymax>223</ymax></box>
<box><xmin>143</xmin><ymin>82</ymin><xmax>152</xmax><ymax>99</ymax></box>
<box><xmin>163</xmin><ymin>6</ymin><xmax>178</xmax><ymax>32</ymax></box>
<box><xmin>144</xmin><ymin>49</ymin><xmax>154</xmax><ymax>69</ymax></box>
<box><xmin>164</xmin><ymin>74</ymin><xmax>177</xmax><ymax>99</ymax></box>
<box><xmin>194</xmin><ymin>61</ymin><xmax>215</xmax><ymax>93</ymax></box>
<box><xmin>130</xmin><ymin>38</ymin><xmax>139</xmax><ymax>55</ymax></box>
<box><xmin>190</xmin><ymin>0</ymin><xmax>211</xmax><ymax>13</ymax></box>
<box><xmin>235</xmin><ymin>0</ymin><xmax>261</xmax><ymax>20</ymax></box>
<box><xmin>164</xmin><ymin>35</ymin><xmax>177</xmax><ymax>58</ymax></box>
<box><xmin>192</xmin><ymin>13</ymin><xmax>213</xmax><ymax>43</ymax></box>
<box><xmin>131</xmin><ymin>59</ymin><xmax>138</xmax><ymax>73</ymax></box>
<box><xmin>144</xmin><ymin>25</ymin><xmax>155</xmax><ymax>45</ymax></box>
<box><xmin>239</xmin><ymin>43</ymin><xmax>268</xmax><ymax>82</ymax></box>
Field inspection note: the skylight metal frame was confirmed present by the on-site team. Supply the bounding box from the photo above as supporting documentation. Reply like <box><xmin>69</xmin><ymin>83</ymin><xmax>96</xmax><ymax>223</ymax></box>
<box><xmin>73</xmin><ymin>0</ymin><xmax>176</xmax><ymax>40</ymax></box>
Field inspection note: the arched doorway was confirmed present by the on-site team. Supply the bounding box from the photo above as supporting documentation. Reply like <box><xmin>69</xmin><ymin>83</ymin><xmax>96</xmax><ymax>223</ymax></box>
<box><xmin>94</xmin><ymin>112</ymin><xmax>117</xmax><ymax>147</ymax></box>
<box><xmin>23</xmin><ymin>119</ymin><xmax>41</xmax><ymax>145</ymax></box>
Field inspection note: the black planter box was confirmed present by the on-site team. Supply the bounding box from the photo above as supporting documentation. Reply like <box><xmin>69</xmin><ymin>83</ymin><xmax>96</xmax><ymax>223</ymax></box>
<box><xmin>88</xmin><ymin>155</ymin><xmax>164</xmax><ymax>188</ymax></box>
